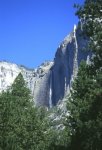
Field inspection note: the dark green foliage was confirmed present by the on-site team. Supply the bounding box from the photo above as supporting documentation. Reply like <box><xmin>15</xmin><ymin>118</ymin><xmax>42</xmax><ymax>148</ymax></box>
<box><xmin>0</xmin><ymin>73</ymin><xmax>68</xmax><ymax>150</ymax></box>
<box><xmin>0</xmin><ymin>73</ymin><xmax>49</xmax><ymax>150</ymax></box>
<box><xmin>0</xmin><ymin>1</ymin><xmax>102</xmax><ymax>150</ymax></box>
<box><xmin>65</xmin><ymin>1</ymin><xmax>102</xmax><ymax>150</ymax></box>
<box><xmin>11</xmin><ymin>73</ymin><xmax>31</xmax><ymax>99</ymax></box>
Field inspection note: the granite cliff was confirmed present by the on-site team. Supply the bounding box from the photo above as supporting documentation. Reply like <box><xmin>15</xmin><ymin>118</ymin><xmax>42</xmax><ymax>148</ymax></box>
<box><xmin>0</xmin><ymin>24</ymin><xmax>89</xmax><ymax>107</ymax></box>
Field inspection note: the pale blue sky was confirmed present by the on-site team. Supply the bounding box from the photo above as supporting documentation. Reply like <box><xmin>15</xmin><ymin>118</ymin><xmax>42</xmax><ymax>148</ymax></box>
<box><xmin>0</xmin><ymin>0</ymin><xmax>84</xmax><ymax>68</ymax></box>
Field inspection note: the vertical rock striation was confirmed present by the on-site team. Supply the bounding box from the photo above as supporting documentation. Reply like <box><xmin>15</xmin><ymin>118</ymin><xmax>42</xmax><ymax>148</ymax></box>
<box><xmin>50</xmin><ymin>25</ymin><xmax>89</xmax><ymax>105</ymax></box>
<box><xmin>0</xmin><ymin>24</ymin><xmax>90</xmax><ymax>107</ymax></box>
<box><xmin>0</xmin><ymin>61</ymin><xmax>54</xmax><ymax>107</ymax></box>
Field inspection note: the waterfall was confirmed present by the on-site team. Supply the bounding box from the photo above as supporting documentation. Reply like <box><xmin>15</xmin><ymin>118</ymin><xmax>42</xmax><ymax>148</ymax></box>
<box><xmin>65</xmin><ymin>77</ymin><xmax>67</xmax><ymax>92</ymax></box>
<box><xmin>49</xmin><ymin>71</ymin><xmax>52</xmax><ymax>108</ymax></box>
<box><xmin>73</xmin><ymin>24</ymin><xmax>78</xmax><ymax>78</ymax></box>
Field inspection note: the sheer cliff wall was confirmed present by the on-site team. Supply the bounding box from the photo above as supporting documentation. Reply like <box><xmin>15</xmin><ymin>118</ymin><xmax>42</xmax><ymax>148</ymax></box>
<box><xmin>0</xmin><ymin>25</ymin><xmax>89</xmax><ymax>107</ymax></box>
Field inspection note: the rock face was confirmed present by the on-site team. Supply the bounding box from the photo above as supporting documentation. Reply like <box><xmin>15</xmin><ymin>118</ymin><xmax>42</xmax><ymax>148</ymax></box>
<box><xmin>0</xmin><ymin>61</ymin><xmax>53</xmax><ymax>106</ymax></box>
<box><xmin>0</xmin><ymin>25</ymin><xmax>89</xmax><ymax>107</ymax></box>
<box><xmin>50</xmin><ymin>25</ymin><xmax>89</xmax><ymax>106</ymax></box>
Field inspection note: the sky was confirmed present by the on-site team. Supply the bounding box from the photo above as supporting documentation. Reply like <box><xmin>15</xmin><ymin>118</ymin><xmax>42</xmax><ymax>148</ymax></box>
<box><xmin>0</xmin><ymin>0</ymin><xmax>84</xmax><ymax>68</ymax></box>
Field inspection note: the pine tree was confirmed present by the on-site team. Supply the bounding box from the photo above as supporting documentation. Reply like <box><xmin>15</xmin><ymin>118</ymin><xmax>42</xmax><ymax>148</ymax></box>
<box><xmin>66</xmin><ymin>1</ymin><xmax>102</xmax><ymax>150</ymax></box>
<box><xmin>0</xmin><ymin>73</ymin><xmax>49</xmax><ymax>150</ymax></box>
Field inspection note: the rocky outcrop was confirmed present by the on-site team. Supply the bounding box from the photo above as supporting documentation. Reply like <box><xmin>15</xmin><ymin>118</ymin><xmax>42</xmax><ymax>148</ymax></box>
<box><xmin>50</xmin><ymin>24</ymin><xmax>89</xmax><ymax>106</ymax></box>
<box><xmin>0</xmin><ymin>24</ymin><xmax>90</xmax><ymax>107</ymax></box>
<box><xmin>0</xmin><ymin>61</ymin><xmax>53</xmax><ymax>107</ymax></box>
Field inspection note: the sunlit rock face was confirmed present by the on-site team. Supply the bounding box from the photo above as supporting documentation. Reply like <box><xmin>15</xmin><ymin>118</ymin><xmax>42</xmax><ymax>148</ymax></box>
<box><xmin>0</xmin><ymin>61</ymin><xmax>54</xmax><ymax>106</ymax></box>
<box><xmin>0</xmin><ymin>25</ymin><xmax>89</xmax><ymax>107</ymax></box>
<box><xmin>0</xmin><ymin>62</ymin><xmax>21</xmax><ymax>92</ymax></box>
<box><xmin>50</xmin><ymin>25</ymin><xmax>89</xmax><ymax>106</ymax></box>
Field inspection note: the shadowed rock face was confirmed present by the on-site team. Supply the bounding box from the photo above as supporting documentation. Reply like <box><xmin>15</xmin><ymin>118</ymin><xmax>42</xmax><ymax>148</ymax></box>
<box><xmin>0</xmin><ymin>25</ymin><xmax>89</xmax><ymax>107</ymax></box>
<box><xmin>50</xmin><ymin>25</ymin><xmax>90</xmax><ymax>106</ymax></box>
<box><xmin>32</xmin><ymin>62</ymin><xmax>54</xmax><ymax>107</ymax></box>
<box><xmin>0</xmin><ymin>61</ymin><xmax>53</xmax><ymax>107</ymax></box>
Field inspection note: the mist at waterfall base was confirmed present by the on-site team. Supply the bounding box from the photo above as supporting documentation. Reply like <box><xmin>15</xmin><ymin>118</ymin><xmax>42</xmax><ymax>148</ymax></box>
<box><xmin>0</xmin><ymin>0</ymin><xmax>84</xmax><ymax>68</ymax></box>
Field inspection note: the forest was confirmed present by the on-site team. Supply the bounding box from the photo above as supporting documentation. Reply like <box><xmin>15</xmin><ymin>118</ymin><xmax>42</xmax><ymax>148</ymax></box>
<box><xmin>0</xmin><ymin>0</ymin><xmax>102</xmax><ymax>149</ymax></box>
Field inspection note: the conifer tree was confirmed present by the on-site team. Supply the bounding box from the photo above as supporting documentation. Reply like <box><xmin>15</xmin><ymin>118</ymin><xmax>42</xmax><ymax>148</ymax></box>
<box><xmin>0</xmin><ymin>73</ymin><xmax>48</xmax><ymax>150</ymax></box>
<box><xmin>66</xmin><ymin>1</ymin><xmax>102</xmax><ymax>150</ymax></box>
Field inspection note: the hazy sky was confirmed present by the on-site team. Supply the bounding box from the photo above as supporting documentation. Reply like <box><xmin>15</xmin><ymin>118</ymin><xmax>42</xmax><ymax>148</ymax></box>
<box><xmin>0</xmin><ymin>0</ymin><xmax>84</xmax><ymax>68</ymax></box>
